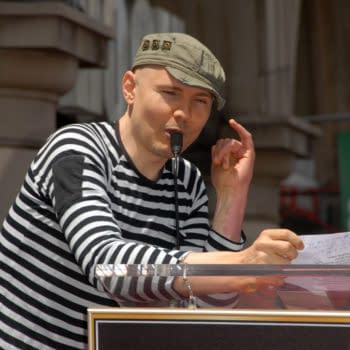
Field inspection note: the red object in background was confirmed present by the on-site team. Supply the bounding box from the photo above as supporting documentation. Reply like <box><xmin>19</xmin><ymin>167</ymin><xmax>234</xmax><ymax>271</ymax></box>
<box><xmin>279</xmin><ymin>184</ymin><xmax>340</xmax><ymax>234</ymax></box>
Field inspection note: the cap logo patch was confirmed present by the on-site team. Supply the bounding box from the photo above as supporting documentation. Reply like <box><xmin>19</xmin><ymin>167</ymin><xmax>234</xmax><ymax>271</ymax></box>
<box><xmin>161</xmin><ymin>40</ymin><xmax>172</xmax><ymax>50</ymax></box>
<box><xmin>142</xmin><ymin>39</ymin><xmax>172</xmax><ymax>52</ymax></box>
<box><xmin>151</xmin><ymin>40</ymin><xmax>160</xmax><ymax>50</ymax></box>
<box><xmin>142</xmin><ymin>40</ymin><xmax>150</xmax><ymax>51</ymax></box>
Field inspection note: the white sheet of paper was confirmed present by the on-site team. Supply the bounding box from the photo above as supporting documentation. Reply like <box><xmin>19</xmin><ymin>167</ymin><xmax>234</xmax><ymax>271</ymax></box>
<box><xmin>293</xmin><ymin>231</ymin><xmax>350</xmax><ymax>264</ymax></box>
<box><xmin>285</xmin><ymin>231</ymin><xmax>350</xmax><ymax>293</ymax></box>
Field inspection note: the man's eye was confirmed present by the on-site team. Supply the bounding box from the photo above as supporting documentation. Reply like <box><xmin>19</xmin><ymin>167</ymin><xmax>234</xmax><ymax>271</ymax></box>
<box><xmin>195</xmin><ymin>98</ymin><xmax>209</xmax><ymax>104</ymax></box>
<box><xmin>163</xmin><ymin>90</ymin><xmax>176</xmax><ymax>95</ymax></box>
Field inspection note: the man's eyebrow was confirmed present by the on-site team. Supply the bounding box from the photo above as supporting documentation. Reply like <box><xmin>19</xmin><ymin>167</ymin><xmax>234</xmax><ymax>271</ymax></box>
<box><xmin>158</xmin><ymin>84</ymin><xmax>212</xmax><ymax>98</ymax></box>
<box><xmin>196</xmin><ymin>91</ymin><xmax>212</xmax><ymax>98</ymax></box>
<box><xmin>157</xmin><ymin>84</ymin><xmax>181</xmax><ymax>90</ymax></box>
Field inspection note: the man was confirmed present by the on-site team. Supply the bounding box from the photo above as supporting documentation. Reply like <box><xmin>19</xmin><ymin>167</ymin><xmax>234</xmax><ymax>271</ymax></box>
<box><xmin>0</xmin><ymin>32</ymin><xmax>303</xmax><ymax>349</ymax></box>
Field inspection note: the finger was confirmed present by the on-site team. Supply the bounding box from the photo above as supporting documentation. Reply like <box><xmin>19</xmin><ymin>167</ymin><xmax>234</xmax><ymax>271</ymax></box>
<box><xmin>211</xmin><ymin>141</ymin><xmax>226</xmax><ymax>165</ymax></box>
<box><xmin>213</xmin><ymin>139</ymin><xmax>242</xmax><ymax>165</ymax></box>
<box><xmin>278</xmin><ymin>244</ymin><xmax>299</xmax><ymax>261</ymax></box>
<box><xmin>211</xmin><ymin>144</ymin><xmax>223</xmax><ymax>165</ymax></box>
<box><xmin>223</xmin><ymin>154</ymin><xmax>229</xmax><ymax>169</ymax></box>
<box><xmin>276</xmin><ymin>253</ymin><xmax>295</xmax><ymax>264</ymax></box>
<box><xmin>261</xmin><ymin>229</ymin><xmax>304</xmax><ymax>250</ymax></box>
<box><xmin>228</xmin><ymin>118</ymin><xmax>254</xmax><ymax>150</ymax></box>
<box><xmin>211</xmin><ymin>145</ymin><xmax>218</xmax><ymax>164</ymax></box>
<box><xmin>259</xmin><ymin>238</ymin><xmax>300</xmax><ymax>261</ymax></box>
<box><xmin>253</xmin><ymin>239</ymin><xmax>302</xmax><ymax>264</ymax></box>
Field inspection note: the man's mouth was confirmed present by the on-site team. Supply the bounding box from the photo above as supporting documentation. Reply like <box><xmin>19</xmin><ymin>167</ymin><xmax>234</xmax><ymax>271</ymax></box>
<box><xmin>165</xmin><ymin>127</ymin><xmax>183</xmax><ymax>136</ymax></box>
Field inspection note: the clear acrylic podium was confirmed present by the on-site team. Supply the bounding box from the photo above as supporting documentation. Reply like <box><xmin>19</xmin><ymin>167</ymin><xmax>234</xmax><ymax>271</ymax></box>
<box><xmin>95</xmin><ymin>263</ymin><xmax>350</xmax><ymax>310</ymax></box>
<box><xmin>89</xmin><ymin>264</ymin><xmax>350</xmax><ymax>350</ymax></box>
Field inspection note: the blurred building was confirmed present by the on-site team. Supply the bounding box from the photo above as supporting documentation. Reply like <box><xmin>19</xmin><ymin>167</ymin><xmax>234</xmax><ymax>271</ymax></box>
<box><xmin>1</xmin><ymin>0</ymin><xmax>350</xmax><ymax>243</ymax></box>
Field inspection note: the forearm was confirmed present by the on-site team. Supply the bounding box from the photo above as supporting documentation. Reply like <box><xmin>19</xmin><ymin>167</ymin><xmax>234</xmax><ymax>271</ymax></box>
<box><xmin>173</xmin><ymin>228</ymin><xmax>304</xmax><ymax>298</ymax></box>
<box><xmin>211</xmin><ymin>186</ymin><xmax>249</xmax><ymax>242</ymax></box>
<box><xmin>173</xmin><ymin>251</ymin><xmax>250</xmax><ymax>297</ymax></box>
<box><xmin>210</xmin><ymin>118</ymin><xmax>255</xmax><ymax>241</ymax></box>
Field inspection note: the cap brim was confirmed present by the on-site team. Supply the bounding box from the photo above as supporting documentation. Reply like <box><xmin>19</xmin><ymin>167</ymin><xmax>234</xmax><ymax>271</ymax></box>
<box><xmin>165</xmin><ymin>66</ymin><xmax>225</xmax><ymax>110</ymax></box>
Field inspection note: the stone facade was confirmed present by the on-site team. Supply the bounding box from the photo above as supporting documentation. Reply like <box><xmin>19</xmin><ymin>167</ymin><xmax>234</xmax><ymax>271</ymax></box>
<box><xmin>0</xmin><ymin>1</ymin><xmax>113</xmax><ymax>220</ymax></box>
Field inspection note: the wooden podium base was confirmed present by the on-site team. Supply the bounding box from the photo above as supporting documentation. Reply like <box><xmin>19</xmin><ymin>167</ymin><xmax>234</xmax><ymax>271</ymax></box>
<box><xmin>88</xmin><ymin>307</ymin><xmax>350</xmax><ymax>350</ymax></box>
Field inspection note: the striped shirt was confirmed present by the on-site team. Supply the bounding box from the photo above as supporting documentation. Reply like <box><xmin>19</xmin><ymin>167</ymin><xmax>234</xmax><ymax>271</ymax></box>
<box><xmin>0</xmin><ymin>121</ymin><xmax>244</xmax><ymax>349</ymax></box>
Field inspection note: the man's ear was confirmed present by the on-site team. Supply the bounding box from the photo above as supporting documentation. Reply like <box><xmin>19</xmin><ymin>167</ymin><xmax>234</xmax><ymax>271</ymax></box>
<box><xmin>122</xmin><ymin>70</ymin><xmax>136</xmax><ymax>104</ymax></box>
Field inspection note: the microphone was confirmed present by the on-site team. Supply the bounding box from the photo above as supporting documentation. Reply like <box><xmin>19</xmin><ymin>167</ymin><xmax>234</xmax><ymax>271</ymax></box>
<box><xmin>170</xmin><ymin>131</ymin><xmax>182</xmax><ymax>249</ymax></box>
<box><xmin>170</xmin><ymin>131</ymin><xmax>183</xmax><ymax>157</ymax></box>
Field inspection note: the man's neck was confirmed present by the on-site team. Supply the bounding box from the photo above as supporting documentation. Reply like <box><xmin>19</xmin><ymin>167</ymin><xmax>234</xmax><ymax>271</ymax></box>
<box><xmin>118</xmin><ymin>115</ymin><xmax>166</xmax><ymax>181</ymax></box>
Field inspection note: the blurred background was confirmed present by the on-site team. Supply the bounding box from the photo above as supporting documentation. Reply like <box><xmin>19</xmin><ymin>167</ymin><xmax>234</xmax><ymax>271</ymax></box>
<box><xmin>1</xmin><ymin>0</ymin><xmax>350</xmax><ymax>244</ymax></box>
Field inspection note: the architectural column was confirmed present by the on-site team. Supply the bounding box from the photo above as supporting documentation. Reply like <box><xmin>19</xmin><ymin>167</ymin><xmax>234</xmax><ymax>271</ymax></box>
<box><xmin>237</xmin><ymin>0</ymin><xmax>319</xmax><ymax>242</ymax></box>
<box><xmin>0</xmin><ymin>1</ymin><xmax>113</xmax><ymax>221</ymax></box>
<box><xmin>214</xmin><ymin>0</ymin><xmax>321</xmax><ymax>242</ymax></box>
<box><xmin>258</xmin><ymin>0</ymin><xmax>302</xmax><ymax>115</ymax></box>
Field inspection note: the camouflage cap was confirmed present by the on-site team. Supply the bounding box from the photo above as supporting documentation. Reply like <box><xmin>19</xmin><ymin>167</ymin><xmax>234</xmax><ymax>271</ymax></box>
<box><xmin>132</xmin><ymin>32</ymin><xmax>226</xmax><ymax>110</ymax></box>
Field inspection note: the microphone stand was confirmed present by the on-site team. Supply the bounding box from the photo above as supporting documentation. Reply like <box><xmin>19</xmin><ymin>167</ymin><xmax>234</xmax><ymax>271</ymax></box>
<box><xmin>170</xmin><ymin>132</ymin><xmax>183</xmax><ymax>249</ymax></box>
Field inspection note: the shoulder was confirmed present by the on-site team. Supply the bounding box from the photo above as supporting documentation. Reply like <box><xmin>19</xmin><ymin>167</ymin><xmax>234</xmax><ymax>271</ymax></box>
<box><xmin>46</xmin><ymin>122</ymin><xmax>114</xmax><ymax>144</ymax></box>
<box><xmin>39</xmin><ymin>122</ymin><xmax>115</xmax><ymax>155</ymax></box>
<box><xmin>32</xmin><ymin>122</ymin><xmax>118</xmax><ymax>171</ymax></box>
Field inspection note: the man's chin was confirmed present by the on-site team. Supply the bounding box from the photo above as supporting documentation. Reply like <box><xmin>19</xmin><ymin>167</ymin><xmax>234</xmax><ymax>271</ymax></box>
<box><xmin>151</xmin><ymin>146</ymin><xmax>173</xmax><ymax>160</ymax></box>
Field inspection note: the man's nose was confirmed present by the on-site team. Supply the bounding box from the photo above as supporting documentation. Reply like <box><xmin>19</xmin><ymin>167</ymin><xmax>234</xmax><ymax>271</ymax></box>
<box><xmin>173</xmin><ymin>103</ymin><xmax>191</xmax><ymax>121</ymax></box>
